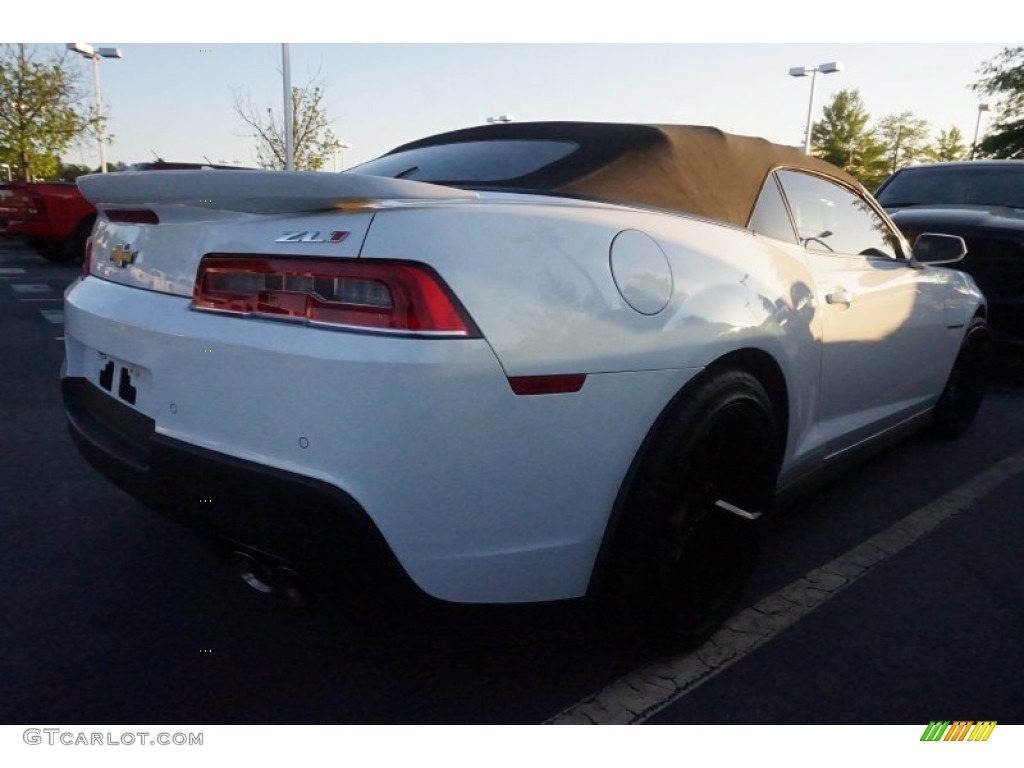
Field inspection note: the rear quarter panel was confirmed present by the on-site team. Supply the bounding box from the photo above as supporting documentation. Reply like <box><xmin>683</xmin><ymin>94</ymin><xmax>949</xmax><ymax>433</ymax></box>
<box><xmin>360</xmin><ymin>198</ymin><xmax>824</xmax><ymax>469</ymax></box>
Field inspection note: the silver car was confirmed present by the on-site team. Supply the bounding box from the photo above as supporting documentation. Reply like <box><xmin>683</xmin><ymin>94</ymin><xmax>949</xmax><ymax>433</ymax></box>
<box><xmin>63</xmin><ymin>122</ymin><xmax>989</xmax><ymax>649</ymax></box>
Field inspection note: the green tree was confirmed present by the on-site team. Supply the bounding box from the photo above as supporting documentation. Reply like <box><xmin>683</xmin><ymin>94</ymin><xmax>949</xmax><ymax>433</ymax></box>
<box><xmin>0</xmin><ymin>44</ymin><xmax>90</xmax><ymax>181</ymax></box>
<box><xmin>234</xmin><ymin>72</ymin><xmax>341</xmax><ymax>171</ymax></box>
<box><xmin>926</xmin><ymin>126</ymin><xmax>968</xmax><ymax>162</ymax></box>
<box><xmin>56</xmin><ymin>162</ymin><xmax>93</xmax><ymax>181</ymax></box>
<box><xmin>810</xmin><ymin>89</ymin><xmax>888</xmax><ymax>188</ymax></box>
<box><xmin>972</xmin><ymin>46</ymin><xmax>1024</xmax><ymax>158</ymax></box>
<box><xmin>876</xmin><ymin>111</ymin><xmax>931</xmax><ymax>173</ymax></box>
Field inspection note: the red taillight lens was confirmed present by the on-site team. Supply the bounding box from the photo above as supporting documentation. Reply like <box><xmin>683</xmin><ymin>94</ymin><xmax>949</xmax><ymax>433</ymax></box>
<box><xmin>192</xmin><ymin>256</ymin><xmax>479</xmax><ymax>337</ymax></box>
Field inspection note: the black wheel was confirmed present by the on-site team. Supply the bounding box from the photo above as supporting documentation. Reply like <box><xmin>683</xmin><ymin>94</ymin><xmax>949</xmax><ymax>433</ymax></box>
<box><xmin>35</xmin><ymin>239</ymin><xmax>75</xmax><ymax>263</ymax></box>
<box><xmin>929</xmin><ymin>317</ymin><xmax>992</xmax><ymax>440</ymax></box>
<box><xmin>36</xmin><ymin>216</ymin><xmax>94</xmax><ymax>264</ymax></box>
<box><xmin>31</xmin><ymin>237</ymin><xmax>68</xmax><ymax>263</ymax></box>
<box><xmin>602</xmin><ymin>370</ymin><xmax>780</xmax><ymax>651</ymax></box>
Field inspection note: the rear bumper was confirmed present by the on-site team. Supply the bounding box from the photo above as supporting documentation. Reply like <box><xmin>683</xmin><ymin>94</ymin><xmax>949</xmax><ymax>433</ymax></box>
<box><xmin>5</xmin><ymin>218</ymin><xmax>49</xmax><ymax>238</ymax></box>
<box><xmin>63</xmin><ymin>275</ymin><xmax>695</xmax><ymax>604</ymax></box>
<box><xmin>63</xmin><ymin>376</ymin><xmax>424</xmax><ymax>603</ymax></box>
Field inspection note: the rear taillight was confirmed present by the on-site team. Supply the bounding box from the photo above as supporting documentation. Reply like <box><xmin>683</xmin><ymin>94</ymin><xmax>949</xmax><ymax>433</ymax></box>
<box><xmin>192</xmin><ymin>256</ymin><xmax>479</xmax><ymax>337</ymax></box>
<box><xmin>82</xmin><ymin>237</ymin><xmax>93</xmax><ymax>277</ymax></box>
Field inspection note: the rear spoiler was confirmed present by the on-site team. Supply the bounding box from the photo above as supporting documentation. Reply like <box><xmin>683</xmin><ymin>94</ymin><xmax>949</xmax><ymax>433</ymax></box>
<box><xmin>77</xmin><ymin>169</ymin><xmax>477</xmax><ymax>214</ymax></box>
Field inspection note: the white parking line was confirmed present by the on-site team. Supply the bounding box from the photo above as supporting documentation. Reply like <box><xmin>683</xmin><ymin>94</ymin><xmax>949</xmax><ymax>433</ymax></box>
<box><xmin>10</xmin><ymin>283</ymin><xmax>53</xmax><ymax>293</ymax></box>
<box><xmin>0</xmin><ymin>267</ymin><xmax>27</xmax><ymax>274</ymax></box>
<box><xmin>546</xmin><ymin>447</ymin><xmax>1024</xmax><ymax>725</ymax></box>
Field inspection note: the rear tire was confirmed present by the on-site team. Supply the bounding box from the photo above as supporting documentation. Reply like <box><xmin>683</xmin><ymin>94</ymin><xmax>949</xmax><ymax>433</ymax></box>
<box><xmin>36</xmin><ymin>216</ymin><xmax>95</xmax><ymax>264</ymax></box>
<box><xmin>929</xmin><ymin>317</ymin><xmax>991</xmax><ymax>439</ymax></box>
<box><xmin>602</xmin><ymin>370</ymin><xmax>780</xmax><ymax>652</ymax></box>
<box><xmin>35</xmin><ymin>239</ymin><xmax>75</xmax><ymax>263</ymax></box>
<box><xmin>32</xmin><ymin>238</ymin><xmax>68</xmax><ymax>263</ymax></box>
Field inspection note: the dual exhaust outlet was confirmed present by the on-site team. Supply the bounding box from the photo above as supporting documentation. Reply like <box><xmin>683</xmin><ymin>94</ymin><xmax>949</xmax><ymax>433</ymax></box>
<box><xmin>229</xmin><ymin>550</ymin><xmax>315</xmax><ymax>605</ymax></box>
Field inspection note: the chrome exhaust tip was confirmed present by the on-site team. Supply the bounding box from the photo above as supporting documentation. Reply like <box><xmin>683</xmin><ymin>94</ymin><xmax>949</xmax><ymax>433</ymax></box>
<box><xmin>231</xmin><ymin>551</ymin><xmax>275</xmax><ymax>592</ymax></box>
<box><xmin>270</xmin><ymin>565</ymin><xmax>315</xmax><ymax>606</ymax></box>
<box><xmin>229</xmin><ymin>550</ymin><xmax>315</xmax><ymax>604</ymax></box>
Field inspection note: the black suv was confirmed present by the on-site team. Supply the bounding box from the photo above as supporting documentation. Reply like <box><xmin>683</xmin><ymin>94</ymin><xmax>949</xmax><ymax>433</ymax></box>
<box><xmin>875</xmin><ymin>161</ymin><xmax>1024</xmax><ymax>346</ymax></box>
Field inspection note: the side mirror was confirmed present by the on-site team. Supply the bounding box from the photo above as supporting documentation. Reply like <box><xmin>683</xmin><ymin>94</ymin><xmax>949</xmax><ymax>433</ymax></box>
<box><xmin>911</xmin><ymin>233</ymin><xmax>967</xmax><ymax>267</ymax></box>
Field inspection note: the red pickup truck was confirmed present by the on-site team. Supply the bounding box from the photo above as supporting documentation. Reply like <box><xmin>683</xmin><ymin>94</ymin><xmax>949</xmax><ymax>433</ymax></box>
<box><xmin>0</xmin><ymin>181</ymin><xmax>96</xmax><ymax>262</ymax></box>
<box><xmin>0</xmin><ymin>163</ymin><xmax>251</xmax><ymax>263</ymax></box>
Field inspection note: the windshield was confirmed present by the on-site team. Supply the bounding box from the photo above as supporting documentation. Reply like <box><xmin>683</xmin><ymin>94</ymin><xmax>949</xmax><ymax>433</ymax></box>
<box><xmin>347</xmin><ymin>140</ymin><xmax>578</xmax><ymax>185</ymax></box>
<box><xmin>876</xmin><ymin>165</ymin><xmax>1024</xmax><ymax>209</ymax></box>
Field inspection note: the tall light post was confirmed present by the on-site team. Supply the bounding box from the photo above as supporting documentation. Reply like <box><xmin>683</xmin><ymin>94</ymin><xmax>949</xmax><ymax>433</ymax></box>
<box><xmin>334</xmin><ymin>141</ymin><xmax>351</xmax><ymax>172</ymax></box>
<box><xmin>67</xmin><ymin>44</ymin><xmax>123</xmax><ymax>173</ymax></box>
<box><xmin>788</xmin><ymin>61</ymin><xmax>843</xmax><ymax>154</ymax></box>
<box><xmin>971</xmin><ymin>103</ymin><xmax>990</xmax><ymax>160</ymax></box>
<box><xmin>282</xmin><ymin>44</ymin><xmax>294</xmax><ymax>171</ymax></box>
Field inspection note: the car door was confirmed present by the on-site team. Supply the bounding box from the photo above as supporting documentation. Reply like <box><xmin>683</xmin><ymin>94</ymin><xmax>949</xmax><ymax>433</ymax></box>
<box><xmin>775</xmin><ymin>169</ymin><xmax>957</xmax><ymax>455</ymax></box>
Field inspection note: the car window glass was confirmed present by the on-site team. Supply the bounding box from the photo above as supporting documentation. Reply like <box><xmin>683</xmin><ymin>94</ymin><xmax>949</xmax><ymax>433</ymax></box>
<box><xmin>748</xmin><ymin>173</ymin><xmax>798</xmax><ymax>243</ymax></box>
<box><xmin>347</xmin><ymin>140</ymin><xmax>579</xmax><ymax>183</ymax></box>
<box><xmin>876</xmin><ymin>165</ymin><xmax>1024</xmax><ymax>209</ymax></box>
<box><xmin>777</xmin><ymin>170</ymin><xmax>900</xmax><ymax>259</ymax></box>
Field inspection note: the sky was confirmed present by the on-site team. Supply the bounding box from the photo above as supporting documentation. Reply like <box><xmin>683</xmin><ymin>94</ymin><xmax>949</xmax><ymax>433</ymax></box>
<box><xmin>8</xmin><ymin>6</ymin><xmax>1014</xmax><ymax>173</ymax></box>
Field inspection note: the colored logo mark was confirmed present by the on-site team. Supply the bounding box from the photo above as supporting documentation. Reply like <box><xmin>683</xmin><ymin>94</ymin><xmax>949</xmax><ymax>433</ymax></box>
<box><xmin>920</xmin><ymin>721</ymin><xmax>997</xmax><ymax>742</ymax></box>
<box><xmin>109</xmin><ymin>243</ymin><xmax>137</xmax><ymax>267</ymax></box>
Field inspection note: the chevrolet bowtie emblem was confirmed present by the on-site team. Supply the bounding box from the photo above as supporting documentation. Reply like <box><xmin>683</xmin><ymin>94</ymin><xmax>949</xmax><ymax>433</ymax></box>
<box><xmin>110</xmin><ymin>244</ymin><xmax>137</xmax><ymax>268</ymax></box>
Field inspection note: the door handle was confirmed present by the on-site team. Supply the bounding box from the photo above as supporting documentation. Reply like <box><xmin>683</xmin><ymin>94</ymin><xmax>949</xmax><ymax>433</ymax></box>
<box><xmin>826</xmin><ymin>289</ymin><xmax>854</xmax><ymax>306</ymax></box>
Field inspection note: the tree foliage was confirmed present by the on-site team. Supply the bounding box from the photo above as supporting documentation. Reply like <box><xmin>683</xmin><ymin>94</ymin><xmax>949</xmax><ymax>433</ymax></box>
<box><xmin>0</xmin><ymin>44</ymin><xmax>90</xmax><ymax>181</ymax></box>
<box><xmin>875</xmin><ymin>111</ymin><xmax>931</xmax><ymax>173</ymax></box>
<box><xmin>813</xmin><ymin>90</ymin><xmax>977</xmax><ymax>185</ymax></box>
<box><xmin>811</xmin><ymin>89</ymin><xmax>888</xmax><ymax>188</ymax></box>
<box><xmin>926</xmin><ymin>126</ymin><xmax>968</xmax><ymax>162</ymax></box>
<box><xmin>234</xmin><ymin>72</ymin><xmax>341</xmax><ymax>171</ymax></box>
<box><xmin>57</xmin><ymin>162</ymin><xmax>94</xmax><ymax>181</ymax></box>
<box><xmin>972</xmin><ymin>46</ymin><xmax>1024</xmax><ymax>158</ymax></box>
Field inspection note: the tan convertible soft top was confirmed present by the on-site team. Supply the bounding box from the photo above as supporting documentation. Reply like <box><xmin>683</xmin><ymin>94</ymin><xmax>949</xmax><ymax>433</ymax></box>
<box><xmin>380</xmin><ymin>122</ymin><xmax>861</xmax><ymax>228</ymax></box>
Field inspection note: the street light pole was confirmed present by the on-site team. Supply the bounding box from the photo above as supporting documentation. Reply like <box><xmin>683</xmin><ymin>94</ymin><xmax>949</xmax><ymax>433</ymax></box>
<box><xmin>334</xmin><ymin>141</ymin><xmax>351</xmax><ymax>172</ymax></box>
<box><xmin>971</xmin><ymin>103</ymin><xmax>990</xmax><ymax>160</ymax></box>
<box><xmin>282</xmin><ymin>44</ymin><xmax>294</xmax><ymax>171</ymax></box>
<box><xmin>90</xmin><ymin>53</ymin><xmax>104</xmax><ymax>170</ymax></box>
<box><xmin>67</xmin><ymin>44</ymin><xmax>122</xmax><ymax>173</ymax></box>
<box><xmin>788</xmin><ymin>62</ymin><xmax>843</xmax><ymax>155</ymax></box>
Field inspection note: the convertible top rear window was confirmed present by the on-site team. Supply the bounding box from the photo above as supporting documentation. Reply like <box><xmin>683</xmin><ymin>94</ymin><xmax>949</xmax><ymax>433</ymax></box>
<box><xmin>351</xmin><ymin>122</ymin><xmax>859</xmax><ymax>228</ymax></box>
<box><xmin>349</xmin><ymin>140</ymin><xmax>578</xmax><ymax>184</ymax></box>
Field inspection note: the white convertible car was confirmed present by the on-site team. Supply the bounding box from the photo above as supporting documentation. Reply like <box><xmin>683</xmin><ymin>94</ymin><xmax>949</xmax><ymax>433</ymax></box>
<box><xmin>63</xmin><ymin>122</ymin><xmax>989</xmax><ymax>648</ymax></box>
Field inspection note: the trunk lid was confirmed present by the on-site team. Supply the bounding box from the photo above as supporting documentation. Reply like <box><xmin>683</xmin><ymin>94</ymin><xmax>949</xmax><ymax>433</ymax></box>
<box><xmin>78</xmin><ymin>169</ymin><xmax>476</xmax><ymax>297</ymax></box>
